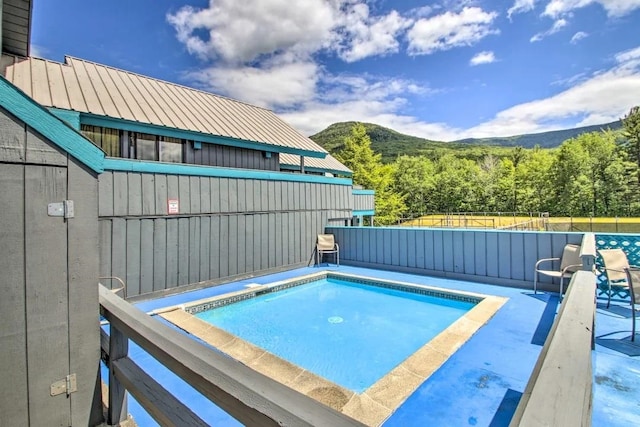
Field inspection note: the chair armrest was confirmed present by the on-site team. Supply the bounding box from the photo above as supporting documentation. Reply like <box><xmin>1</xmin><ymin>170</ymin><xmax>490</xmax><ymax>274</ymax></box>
<box><xmin>535</xmin><ymin>257</ymin><xmax>560</xmax><ymax>269</ymax></box>
<box><xmin>335</xmin><ymin>243</ymin><xmax>339</xmax><ymax>250</ymax></box>
<box><xmin>562</xmin><ymin>263</ymin><xmax>583</xmax><ymax>275</ymax></box>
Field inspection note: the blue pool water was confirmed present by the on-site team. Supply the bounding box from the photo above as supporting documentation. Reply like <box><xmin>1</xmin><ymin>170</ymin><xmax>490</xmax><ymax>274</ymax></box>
<box><xmin>195</xmin><ymin>278</ymin><xmax>475</xmax><ymax>392</ymax></box>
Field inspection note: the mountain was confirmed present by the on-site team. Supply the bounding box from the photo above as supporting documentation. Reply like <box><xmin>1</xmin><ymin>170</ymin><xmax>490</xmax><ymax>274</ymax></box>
<box><xmin>309</xmin><ymin>120</ymin><xmax>623</xmax><ymax>163</ymax></box>
<box><xmin>453</xmin><ymin>121</ymin><xmax>622</xmax><ymax>148</ymax></box>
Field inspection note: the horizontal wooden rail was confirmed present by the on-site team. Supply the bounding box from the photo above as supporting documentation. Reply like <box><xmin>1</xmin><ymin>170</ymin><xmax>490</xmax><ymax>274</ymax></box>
<box><xmin>101</xmin><ymin>329</ymin><xmax>207</xmax><ymax>425</ymax></box>
<box><xmin>99</xmin><ymin>286</ymin><xmax>365</xmax><ymax>427</ymax></box>
<box><xmin>509</xmin><ymin>270</ymin><xmax>595</xmax><ymax>426</ymax></box>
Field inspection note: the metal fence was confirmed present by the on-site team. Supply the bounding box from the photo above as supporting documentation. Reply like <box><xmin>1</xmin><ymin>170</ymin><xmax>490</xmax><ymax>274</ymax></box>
<box><xmin>378</xmin><ymin>213</ymin><xmax>640</xmax><ymax>233</ymax></box>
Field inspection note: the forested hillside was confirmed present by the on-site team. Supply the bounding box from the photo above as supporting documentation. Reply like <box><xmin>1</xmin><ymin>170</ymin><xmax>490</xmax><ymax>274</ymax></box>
<box><xmin>330</xmin><ymin>108</ymin><xmax>640</xmax><ymax>224</ymax></box>
<box><xmin>454</xmin><ymin>121</ymin><xmax>621</xmax><ymax>148</ymax></box>
<box><xmin>311</xmin><ymin>120</ymin><xmax>622</xmax><ymax>163</ymax></box>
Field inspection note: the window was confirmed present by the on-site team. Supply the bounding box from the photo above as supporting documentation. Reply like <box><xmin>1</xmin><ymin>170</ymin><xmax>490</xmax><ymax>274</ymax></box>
<box><xmin>133</xmin><ymin>133</ymin><xmax>184</xmax><ymax>163</ymax></box>
<box><xmin>81</xmin><ymin>125</ymin><xmax>184</xmax><ymax>163</ymax></box>
<box><xmin>80</xmin><ymin>125</ymin><xmax>120</xmax><ymax>156</ymax></box>
<box><xmin>135</xmin><ymin>133</ymin><xmax>156</xmax><ymax>161</ymax></box>
<box><xmin>159</xmin><ymin>136</ymin><xmax>183</xmax><ymax>163</ymax></box>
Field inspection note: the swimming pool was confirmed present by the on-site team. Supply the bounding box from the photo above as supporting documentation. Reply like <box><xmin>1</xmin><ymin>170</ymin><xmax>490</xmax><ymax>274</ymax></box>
<box><xmin>194</xmin><ymin>276</ymin><xmax>475</xmax><ymax>392</ymax></box>
<box><xmin>159</xmin><ymin>272</ymin><xmax>507</xmax><ymax>425</ymax></box>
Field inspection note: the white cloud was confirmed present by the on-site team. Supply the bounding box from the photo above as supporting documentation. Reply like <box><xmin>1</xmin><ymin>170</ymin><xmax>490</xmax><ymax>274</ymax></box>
<box><xmin>167</xmin><ymin>0</ymin><xmax>414</xmax><ymax>65</ymax></box>
<box><xmin>167</xmin><ymin>1</ymin><xmax>640</xmax><ymax>143</ymax></box>
<box><xmin>551</xmin><ymin>71</ymin><xmax>589</xmax><ymax>86</ymax></box>
<box><xmin>470</xmin><ymin>51</ymin><xmax>496</xmax><ymax>65</ymax></box>
<box><xmin>406</xmin><ymin>7</ymin><xmax>499</xmax><ymax>55</ymax></box>
<box><xmin>29</xmin><ymin>44</ymin><xmax>47</xmax><ymax>58</ymax></box>
<box><xmin>570</xmin><ymin>31</ymin><xmax>589</xmax><ymax>43</ymax></box>
<box><xmin>187</xmin><ymin>60</ymin><xmax>319</xmax><ymax>108</ymax></box>
<box><xmin>530</xmin><ymin>18</ymin><xmax>568</xmax><ymax>42</ymax></box>
<box><xmin>615</xmin><ymin>45</ymin><xmax>640</xmax><ymax>63</ymax></box>
<box><xmin>287</xmin><ymin>43</ymin><xmax>640</xmax><ymax>141</ymax></box>
<box><xmin>337</xmin><ymin>7</ymin><xmax>412</xmax><ymax>62</ymax></box>
<box><xmin>543</xmin><ymin>0</ymin><xmax>640</xmax><ymax>18</ymax></box>
<box><xmin>167</xmin><ymin>0</ymin><xmax>336</xmax><ymax>63</ymax></box>
<box><xmin>464</xmin><ymin>45</ymin><xmax>640</xmax><ymax>137</ymax></box>
<box><xmin>507</xmin><ymin>0</ymin><xmax>538</xmax><ymax>19</ymax></box>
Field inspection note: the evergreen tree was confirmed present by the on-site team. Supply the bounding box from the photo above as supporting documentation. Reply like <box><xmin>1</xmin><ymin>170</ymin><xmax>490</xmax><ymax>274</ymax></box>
<box><xmin>336</xmin><ymin>123</ymin><xmax>406</xmax><ymax>224</ymax></box>
<box><xmin>622</xmin><ymin>106</ymin><xmax>640</xmax><ymax>184</ymax></box>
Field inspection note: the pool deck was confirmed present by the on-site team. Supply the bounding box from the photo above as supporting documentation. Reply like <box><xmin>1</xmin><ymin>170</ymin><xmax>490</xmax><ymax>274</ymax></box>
<box><xmin>114</xmin><ymin>265</ymin><xmax>640</xmax><ymax>426</ymax></box>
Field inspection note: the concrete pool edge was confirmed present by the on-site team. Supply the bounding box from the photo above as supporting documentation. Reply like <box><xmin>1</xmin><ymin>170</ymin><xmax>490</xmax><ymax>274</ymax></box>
<box><xmin>157</xmin><ymin>276</ymin><xmax>508</xmax><ymax>426</ymax></box>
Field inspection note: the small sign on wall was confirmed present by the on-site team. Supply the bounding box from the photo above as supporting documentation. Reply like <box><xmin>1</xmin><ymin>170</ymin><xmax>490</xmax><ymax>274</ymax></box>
<box><xmin>168</xmin><ymin>199</ymin><xmax>179</xmax><ymax>214</ymax></box>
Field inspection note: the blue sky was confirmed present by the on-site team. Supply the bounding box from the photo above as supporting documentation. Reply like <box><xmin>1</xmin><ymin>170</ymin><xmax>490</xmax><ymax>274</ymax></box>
<box><xmin>31</xmin><ymin>0</ymin><xmax>640</xmax><ymax>141</ymax></box>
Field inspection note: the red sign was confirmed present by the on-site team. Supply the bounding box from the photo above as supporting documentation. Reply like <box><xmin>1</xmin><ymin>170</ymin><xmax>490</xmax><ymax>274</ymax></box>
<box><xmin>168</xmin><ymin>199</ymin><xmax>179</xmax><ymax>214</ymax></box>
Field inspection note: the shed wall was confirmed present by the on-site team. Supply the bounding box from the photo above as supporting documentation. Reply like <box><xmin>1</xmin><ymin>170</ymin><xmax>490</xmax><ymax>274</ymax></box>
<box><xmin>99</xmin><ymin>170</ymin><xmax>353</xmax><ymax>298</ymax></box>
<box><xmin>0</xmin><ymin>106</ymin><xmax>102</xmax><ymax>425</ymax></box>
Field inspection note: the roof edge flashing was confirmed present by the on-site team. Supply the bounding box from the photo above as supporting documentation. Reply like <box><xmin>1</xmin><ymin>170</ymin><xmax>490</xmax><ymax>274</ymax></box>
<box><xmin>0</xmin><ymin>76</ymin><xmax>104</xmax><ymax>173</ymax></box>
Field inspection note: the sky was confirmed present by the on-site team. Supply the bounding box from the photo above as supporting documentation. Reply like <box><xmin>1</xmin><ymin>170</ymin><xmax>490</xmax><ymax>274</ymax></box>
<box><xmin>31</xmin><ymin>0</ymin><xmax>640</xmax><ymax>141</ymax></box>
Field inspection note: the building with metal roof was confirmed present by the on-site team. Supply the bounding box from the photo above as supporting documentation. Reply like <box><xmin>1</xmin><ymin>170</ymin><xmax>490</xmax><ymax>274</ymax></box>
<box><xmin>4</xmin><ymin>55</ymin><xmax>340</xmax><ymax>166</ymax></box>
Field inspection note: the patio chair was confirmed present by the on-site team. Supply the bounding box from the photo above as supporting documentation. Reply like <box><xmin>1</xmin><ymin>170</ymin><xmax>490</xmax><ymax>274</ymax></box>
<box><xmin>316</xmin><ymin>234</ymin><xmax>339</xmax><ymax>266</ymax></box>
<box><xmin>623</xmin><ymin>267</ymin><xmax>640</xmax><ymax>341</ymax></box>
<box><xmin>599</xmin><ymin>249</ymin><xmax>635</xmax><ymax>308</ymax></box>
<box><xmin>534</xmin><ymin>243</ymin><xmax>582</xmax><ymax>297</ymax></box>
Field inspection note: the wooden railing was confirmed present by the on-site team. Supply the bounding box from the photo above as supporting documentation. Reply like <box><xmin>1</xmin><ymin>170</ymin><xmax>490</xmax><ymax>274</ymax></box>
<box><xmin>510</xmin><ymin>233</ymin><xmax>597</xmax><ymax>426</ymax></box>
<box><xmin>99</xmin><ymin>286</ymin><xmax>365</xmax><ymax>427</ymax></box>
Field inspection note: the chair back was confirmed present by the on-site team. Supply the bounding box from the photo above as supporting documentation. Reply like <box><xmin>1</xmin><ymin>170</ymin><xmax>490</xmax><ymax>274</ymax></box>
<box><xmin>560</xmin><ymin>244</ymin><xmax>582</xmax><ymax>272</ymax></box>
<box><xmin>317</xmin><ymin>234</ymin><xmax>336</xmax><ymax>250</ymax></box>
<box><xmin>624</xmin><ymin>267</ymin><xmax>640</xmax><ymax>304</ymax></box>
<box><xmin>599</xmin><ymin>249</ymin><xmax>629</xmax><ymax>282</ymax></box>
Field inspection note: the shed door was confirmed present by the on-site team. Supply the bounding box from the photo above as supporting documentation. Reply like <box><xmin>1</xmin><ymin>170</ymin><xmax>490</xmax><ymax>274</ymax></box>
<box><xmin>24</xmin><ymin>165</ymin><xmax>72</xmax><ymax>426</ymax></box>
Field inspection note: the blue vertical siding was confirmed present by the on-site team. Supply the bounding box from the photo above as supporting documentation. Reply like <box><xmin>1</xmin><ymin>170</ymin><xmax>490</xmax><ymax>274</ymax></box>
<box><xmin>326</xmin><ymin>226</ymin><xmax>584</xmax><ymax>288</ymax></box>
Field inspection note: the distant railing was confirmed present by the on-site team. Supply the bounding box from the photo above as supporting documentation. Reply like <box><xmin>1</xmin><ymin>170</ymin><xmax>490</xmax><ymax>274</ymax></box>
<box><xmin>99</xmin><ymin>286</ymin><xmax>365</xmax><ymax>427</ymax></box>
<box><xmin>381</xmin><ymin>213</ymin><xmax>640</xmax><ymax>233</ymax></box>
<box><xmin>391</xmin><ymin>212</ymin><xmax>548</xmax><ymax>230</ymax></box>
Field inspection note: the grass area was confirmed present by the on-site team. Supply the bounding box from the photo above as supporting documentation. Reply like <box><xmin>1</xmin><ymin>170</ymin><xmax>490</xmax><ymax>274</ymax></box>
<box><xmin>401</xmin><ymin>215</ymin><xmax>640</xmax><ymax>233</ymax></box>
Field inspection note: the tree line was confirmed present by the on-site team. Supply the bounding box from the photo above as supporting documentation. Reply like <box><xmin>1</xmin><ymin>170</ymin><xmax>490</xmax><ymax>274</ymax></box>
<box><xmin>336</xmin><ymin>107</ymin><xmax>640</xmax><ymax>225</ymax></box>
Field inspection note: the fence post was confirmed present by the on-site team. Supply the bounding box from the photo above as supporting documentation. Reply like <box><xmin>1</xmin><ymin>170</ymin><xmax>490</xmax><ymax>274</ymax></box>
<box><xmin>108</xmin><ymin>325</ymin><xmax>129</xmax><ymax>425</ymax></box>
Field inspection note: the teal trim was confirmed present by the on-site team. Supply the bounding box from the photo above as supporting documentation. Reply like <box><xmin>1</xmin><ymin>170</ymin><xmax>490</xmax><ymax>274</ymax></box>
<box><xmin>80</xmin><ymin>113</ymin><xmax>326</xmax><ymax>158</ymax></box>
<box><xmin>48</xmin><ymin>108</ymin><xmax>80</xmax><ymax>129</ymax></box>
<box><xmin>353</xmin><ymin>189</ymin><xmax>375</xmax><ymax>195</ymax></box>
<box><xmin>193</xmin><ymin>141</ymin><xmax>202</xmax><ymax>150</ymax></box>
<box><xmin>0</xmin><ymin>77</ymin><xmax>105</xmax><ymax>173</ymax></box>
<box><xmin>353</xmin><ymin>210</ymin><xmax>375</xmax><ymax>216</ymax></box>
<box><xmin>104</xmin><ymin>158</ymin><xmax>354</xmax><ymax>186</ymax></box>
<box><xmin>280</xmin><ymin>163</ymin><xmax>353</xmax><ymax>177</ymax></box>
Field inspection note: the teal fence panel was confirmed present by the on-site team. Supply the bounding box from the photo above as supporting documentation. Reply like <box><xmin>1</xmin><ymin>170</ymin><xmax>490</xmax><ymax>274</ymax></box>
<box><xmin>595</xmin><ymin>234</ymin><xmax>640</xmax><ymax>300</ymax></box>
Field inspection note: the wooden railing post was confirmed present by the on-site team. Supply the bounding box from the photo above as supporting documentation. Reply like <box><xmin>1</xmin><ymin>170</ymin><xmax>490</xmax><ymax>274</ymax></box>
<box><xmin>108</xmin><ymin>324</ymin><xmax>129</xmax><ymax>426</ymax></box>
<box><xmin>580</xmin><ymin>233</ymin><xmax>597</xmax><ymax>272</ymax></box>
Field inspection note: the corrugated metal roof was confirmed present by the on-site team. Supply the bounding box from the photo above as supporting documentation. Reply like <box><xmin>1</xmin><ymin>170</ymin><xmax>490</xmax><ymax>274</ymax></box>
<box><xmin>2</xmin><ymin>0</ymin><xmax>32</xmax><ymax>57</ymax></box>
<box><xmin>280</xmin><ymin>153</ymin><xmax>352</xmax><ymax>175</ymax></box>
<box><xmin>4</xmin><ymin>56</ymin><xmax>327</xmax><ymax>156</ymax></box>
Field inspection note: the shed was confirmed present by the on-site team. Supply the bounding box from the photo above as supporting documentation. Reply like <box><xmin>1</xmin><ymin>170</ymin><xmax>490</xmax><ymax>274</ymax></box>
<box><xmin>0</xmin><ymin>76</ymin><xmax>105</xmax><ymax>425</ymax></box>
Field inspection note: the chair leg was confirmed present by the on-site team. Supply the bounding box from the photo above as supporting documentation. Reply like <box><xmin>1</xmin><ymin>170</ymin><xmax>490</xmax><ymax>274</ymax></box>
<box><xmin>534</xmin><ymin>272</ymin><xmax>537</xmax><ymax>294</ymax></box>
<box><xmin>559</xmin><ymin>277</ymin><xmax>564</xmax><ymax>302</ymax></box>
<box><xmin>607</xmin><ymin>283</ymin><xmax>612</xmax><ymax>309</ymax></box>
<box><xmin>633</xmin><ymin>302</ymin><xmax>636</xmax><ymax>342</ymax></box>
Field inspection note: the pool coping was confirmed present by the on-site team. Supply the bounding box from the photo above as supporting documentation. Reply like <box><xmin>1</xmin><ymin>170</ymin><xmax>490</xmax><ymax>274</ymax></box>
<box><xmin>157</xmin><ymin>272</ymin><xmax>508</xmax><ymax>426</ymax></box>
